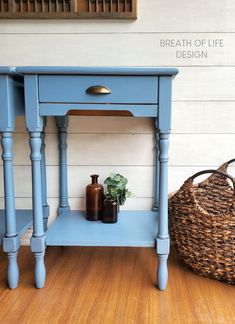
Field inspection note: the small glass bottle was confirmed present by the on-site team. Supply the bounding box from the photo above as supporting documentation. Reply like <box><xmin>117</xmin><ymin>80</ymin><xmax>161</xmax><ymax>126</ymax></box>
<box><xmin>102</xmin><ymin>198</ymin><xmax>118</xmax><ymax>223</ymax></box>
<box><xmin>86</xmin><ymin>174</ymin><xmax>103</xmax><ymax>221</ymax></box>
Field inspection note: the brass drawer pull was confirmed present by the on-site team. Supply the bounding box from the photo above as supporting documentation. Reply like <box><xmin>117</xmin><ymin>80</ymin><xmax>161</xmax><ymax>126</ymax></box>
<box><xmin>86</xmin><ymin>85</ymin><xmax>112</xmax><ymax>95</ymax></box>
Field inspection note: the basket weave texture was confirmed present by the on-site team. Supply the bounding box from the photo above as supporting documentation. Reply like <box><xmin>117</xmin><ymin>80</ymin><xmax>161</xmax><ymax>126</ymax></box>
<box><xmin>169</xmin><ymin>164</ymin><xmax>235</xmax><ymax>284</ymax></box>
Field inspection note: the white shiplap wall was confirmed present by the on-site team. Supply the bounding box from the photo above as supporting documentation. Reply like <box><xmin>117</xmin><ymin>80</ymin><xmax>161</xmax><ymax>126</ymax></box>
<box><xmin>0</xmin><ymin>0</ymin><xmax>235</xmax><ymax>231</ymax></box>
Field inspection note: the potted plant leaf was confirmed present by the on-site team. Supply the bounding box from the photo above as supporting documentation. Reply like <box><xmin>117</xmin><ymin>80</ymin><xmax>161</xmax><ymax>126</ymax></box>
<box><xmin>102</xmin><ymin>173</ymin><xmax>133</xmax><ymax>223</ymax></box>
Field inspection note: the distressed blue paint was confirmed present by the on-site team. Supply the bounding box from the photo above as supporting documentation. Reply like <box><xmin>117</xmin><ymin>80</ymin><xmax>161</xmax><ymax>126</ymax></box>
<box><xmin>21</xmin><ymin>74</ymin><xmax>49</xmax><ymax>286</ymax></box>
<box><xmin>0</xmin><ymin>67</ymin><xmax>18</xmax><ymax>74</ymax></box>
<box><xmin>1</xmin><ymin>132</ymin><xmax>17</xmax><ymax>236</ymax></box>
<box><xmin>0</xmin><ymin>69</ymin><xmax>31</xmax><ymax>289</ymax></box>
<box><xmin>158</xmin><ymin>139</ymin><xmax>169</xmax><ymax>236</ymax></box>
<box><xmin>157</xmin><ymin>255</ymin><xmax>168</xmax><ymax>291</ymax></box>
<box><xmin>29</xmin><ymin>132</ymin><xmax>46</xmax><ymax>288</ymax></box>
<box><xmin>1</xmin><ymin>131</ymin><xmax>20</xmax><ymax>289</ymax></box>
<box><xmin>0</xmin><ymin>74</ymin><xmax>24</xmax><ymax>131</ymax></box>
<box><xmin>24</xmin><ymin>75</ymin><xmax>43</xmax><ymax>132</ymax></box>
<box><xmin>31</xmin><ymin>236</ymin><xmax>46</xmax><ymax>252</ymax></box>
<box><xmin>56</xmin><ymin>116</ymin><xmax>70</xmax><ymax>214</ymax></box>
<box><xmin>19</xmin><ymin>66</ymin><xmax>178</xmax><ymax>291</ymax></box>
<box><xmin>40</xmin><ymin>103</ymin><xmax>158</xmax><ymax>118</ymax></box>
<box><xmin>158</xmin><ymin>133</ymin><xmax>170</xmax><ymax>239</ymax></box>
<box><xmin>158</xmin><ymin>76</ymin><xmax>173</xmax><ymax>133</ymax></box>
<box><xmin>46</xmin><ymin>210</ymin><xmax>157</xmax><ymax>246</ymax></box>
<box><xmin>34</xmin><ymin>251</ymin><xmax>46</xmax><ymax>289</ymax></box>
<box><xmin>2</xmin><ymin>234</ymin><xmax>19</xmax><ymax>252</ymax></box>
<box><xmin>0</xmin><ymin>210</ymin><xmax>32</xmax><ymax>241</ymax></box>
<box><xmin>0</xmin><ymin>76</ymin><xmax>15</xmax><ymax>132</ymax></box>
<box><xmin>29</xmin><ymin>133</ymin><xmax>44</xmax><ymax>237</ymax></box>
<box><xmin>156</xmin><ymin>133</ymin><xmax>170</xmax><ymax>290</ymax></box>
<box><xmin>7</xmin><ymin>251</ymin><xmax>19</xmax><ymax>289</ymax></box>
<box><xmin>41</xmin><ymin>117</ymin><xmax>49</xmax><ymax>231</ymax></box>
<box><xmin>16</xmin><ymin>66</ymin><xmax>178</xmax><ymax>76</ymax></box>
<box><xmin>152</xmin><ymin>126</ymin><xmax>160</xmax><ymax>212</ymax></box>
<box><xmin>13</xmin><ymin>81</ymin><xmax>25</xmax><ymax>117</ymax></box>
<box><xmin>156</xmin><ymin>75</ymin><xmax>173</xmax><ymax>289</ymax></box>
<box><xmin>0</xmin><ymin>68</ymin><xmax>49</xmax><ymax>289</ymax></box>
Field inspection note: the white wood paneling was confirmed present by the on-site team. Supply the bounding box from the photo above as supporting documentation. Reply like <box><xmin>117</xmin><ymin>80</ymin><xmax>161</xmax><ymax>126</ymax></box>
<box><xmin>0</xmin><ymin>133</ymin><xmax>156</xmax><ymax>166</ymax></box>
<box><xmin>67</xmin><ymin>133</ymin><xmax>155</xmax><ymax>166</ymax></box>
<box><xmin>0</xmin><ymin>34</ymin><xmax>233</xmax><ymax>66</ymax></box>
<box><xmin>172</xmin><ymin>102</ymin><xmax>235</xmax><ymax>134</ymax></box>
<box><xmin>1</xmin><ymin>165</ymin><xmax>235</xmax><ymax>199</ymax></box>
<box><xmin>67</xmin><ymin>134</ymin><xmax>235</xmax><ymax>166</ymax></box>
<box><xmin>173</xmin><ymin>67</ymin><xmax>235</xmax><ymax>101</ymax></box>
<box><xmin>170</xmin><ymin>134</ymin><xmax>235</xmax><ymax>166</ymax></box>
<box><xmin>67</xmin><ymin>117</ymin><xmax>154</xmax><ymax>134</ymax></box>
<box><xmin>0</xmin><ymin>165</ymin><xmax>154</xmax><ymax>198</ymax></box>
<box><xmin>15</xmin><ymin>116</ymin><xmax>57</xmax><ymax>133</ymax></box>
<box><xmin>0</xmin><ymin>0</ymin><xmax>234</xmax><ymax>33</ymax></box>
<box><xmin>14</xmin><ymin>102</ymin><xmax>235</xmax><ymax>136</ymax></box>
<box><xmin>1</xmin><ymin>134</ymin><xmax>235</xmax><ymax>167</ymax></box>
<box><xmin>15</xmin><ymin>116</ymin><xmax>154</xmax><ymax>134</ymax></box>
<box><xmin>15</xmin><ymin>104</ymin><xmax>235</xmax><ymax>135</ymax></box>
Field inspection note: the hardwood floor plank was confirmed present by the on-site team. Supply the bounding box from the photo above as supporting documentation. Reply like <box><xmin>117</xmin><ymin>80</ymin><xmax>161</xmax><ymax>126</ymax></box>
<box><xmin>0</xmin><ymin>247</ymin><xmax>233</xmax><ymax>324</ymax></box>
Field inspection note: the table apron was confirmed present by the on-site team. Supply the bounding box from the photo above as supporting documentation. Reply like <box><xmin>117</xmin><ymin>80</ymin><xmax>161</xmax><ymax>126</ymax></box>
<box><xmin>39</xmin><ymin>103</ymin><xmax>158</xmax><ymax>117</ymax></box>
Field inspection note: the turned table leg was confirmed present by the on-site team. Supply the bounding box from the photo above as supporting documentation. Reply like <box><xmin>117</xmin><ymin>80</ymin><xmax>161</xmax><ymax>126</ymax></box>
<box><xmin>156</xmin><ymin>133</ymin><xmax>170</xmax><ymax>291</ymax></box>
<box><xmin>1</xmin><ymin>132</ymin><xmax>19</xmax><ymax>289</ymax></box>
<box><xmin>41</xmin><ymin>117</ymin><xmax>49</xmax><ymax>231</ymax></box>
<box><xmin>56</xmin><ymin>116</ymin><xmax>70</xmax><ymax>215</ymax></box>
<box><xmin>153</xmin><ymin>128</ymin><xmax>160</xmax><ymax>212</ymax></box>
<box><xmin>29</xmin><ymin>132</ymin><xmax>46</xmax><ymax>288</ymax></box>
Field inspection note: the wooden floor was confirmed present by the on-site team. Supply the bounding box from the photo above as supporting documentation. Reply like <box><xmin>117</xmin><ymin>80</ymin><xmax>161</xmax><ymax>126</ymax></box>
<box><xmin>0</xmin><ymin>247</ymin><xmax>234</xmax><ymax>324</ymax></box>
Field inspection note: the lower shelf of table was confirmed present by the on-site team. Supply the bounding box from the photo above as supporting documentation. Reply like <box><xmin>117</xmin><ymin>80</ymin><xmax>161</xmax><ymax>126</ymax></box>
<box><xmin>46</xmin><ymin>210</ymin><xmax>158</xmax><ymax>247</ymax></box>
<box><xmin>0</xmin><ymin>210</ymin><xmax>32</xmax><ymax>241</ymax></box>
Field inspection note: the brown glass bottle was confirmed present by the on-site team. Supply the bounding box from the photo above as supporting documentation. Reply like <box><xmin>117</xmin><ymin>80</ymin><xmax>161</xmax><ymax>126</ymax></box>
<box><xmin>102</xmin><ymin>198</ymin><xmax>118</xmax><ymax>223</ymax></box>
<box><xmin>86</xmin><ymin>175</ymin><xmax>103</xmax><ymax>221</ymax></box>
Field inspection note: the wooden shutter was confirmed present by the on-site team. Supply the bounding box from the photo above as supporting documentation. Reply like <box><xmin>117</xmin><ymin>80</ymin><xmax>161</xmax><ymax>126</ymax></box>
<box><xmin>0</xmin><ymin>0</ymin><xmax>137</xmax><ymax>18</ymax></box>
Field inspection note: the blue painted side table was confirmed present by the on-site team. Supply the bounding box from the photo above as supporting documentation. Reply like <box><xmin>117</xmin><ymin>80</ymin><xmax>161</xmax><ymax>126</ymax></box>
<box><xmin>0</xmin><ymin>67</ymin><xmax>49</xmax><ymax>288</ymax></box>
<box><xmin>16</xmin><ymin>66</ymin><xmax>178</xmax><ymax>290</ymax></box>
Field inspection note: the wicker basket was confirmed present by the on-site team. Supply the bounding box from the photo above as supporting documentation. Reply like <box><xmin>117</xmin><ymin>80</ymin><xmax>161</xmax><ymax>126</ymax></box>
<box><xmin>210</xmin><ymin>158</ymin><xmax>235</xmax><ymax>189</ymax></box>
<box><xmin>169</xmin><ymin>169</ymin><xmax>235</xmax><ymax>284</ymax></box>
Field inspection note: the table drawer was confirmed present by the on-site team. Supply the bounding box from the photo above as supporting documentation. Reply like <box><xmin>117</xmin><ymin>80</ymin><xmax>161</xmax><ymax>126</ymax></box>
<box><xmin>38</xmin><ymin>75</ymin><xmax>158</xmax><ymax>104</ymax></box>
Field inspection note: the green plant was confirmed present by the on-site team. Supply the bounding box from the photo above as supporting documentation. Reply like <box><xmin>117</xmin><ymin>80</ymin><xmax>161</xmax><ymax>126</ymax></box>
<box><xmin>104</xmin><ymin>173</ymin><xmax>133</xmax><ymax>206</ymax></box>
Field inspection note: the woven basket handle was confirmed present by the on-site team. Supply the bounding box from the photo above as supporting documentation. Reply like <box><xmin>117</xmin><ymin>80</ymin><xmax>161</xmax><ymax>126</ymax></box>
<box><xmin>226</xmin><ymin>158</ymin><xmax>235</xmax><ymax>165</ymax></box>
<box><xmin>219</xmin><ymin>158</ymin><xmax>235</xmax><ymax>171</ymax></box>
<box><xmin>190</xmin><ymin>169</ymin><xmax>235</xmax><ymax>187</ymax></box>
<box><xmin>188</xmin><ymin>169</ymin><xmax>235</xmax><ymax>206</ymax></box>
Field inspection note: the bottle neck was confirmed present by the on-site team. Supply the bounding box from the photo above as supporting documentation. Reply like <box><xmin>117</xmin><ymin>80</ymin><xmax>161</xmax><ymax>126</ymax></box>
<box><xmin>91</xmin><ymin>175</ymin><xmax>99</xmax><ymax>184</ymax></box>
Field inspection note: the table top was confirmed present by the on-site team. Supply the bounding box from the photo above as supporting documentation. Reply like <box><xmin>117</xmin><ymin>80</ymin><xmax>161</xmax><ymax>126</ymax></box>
<box><xmin>15</xmin><ymin>66</ymin><xmax>179</xmax><ymax>76</ymax></box>
<box><xmin>0</xmin><ymin>66</ymin><xmax>17</xmax><ymax>74</ymax></box>
<box><xmin>0</xmin><ymin>67</ymin><xmax>23</xmax><ymax>83</ymax></box>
